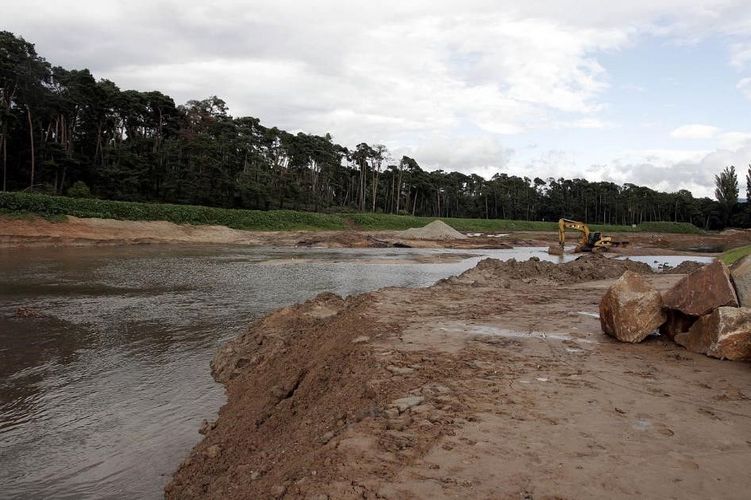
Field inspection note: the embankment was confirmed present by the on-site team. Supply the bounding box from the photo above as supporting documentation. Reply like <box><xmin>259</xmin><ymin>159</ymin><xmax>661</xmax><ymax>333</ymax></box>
<box><xmin>166</xmin><ymin>255</ymin><xmax>751</xmax><ymax>499</ymax></box>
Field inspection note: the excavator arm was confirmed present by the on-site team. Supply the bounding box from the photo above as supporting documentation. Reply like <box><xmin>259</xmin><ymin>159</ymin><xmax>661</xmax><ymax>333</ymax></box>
<box><xmin>558</xmin><ymin>218</ymin><xmax>590</xmax><ymax>248</ymax></box>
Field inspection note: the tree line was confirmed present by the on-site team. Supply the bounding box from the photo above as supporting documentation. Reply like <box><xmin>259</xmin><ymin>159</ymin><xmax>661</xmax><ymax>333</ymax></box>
<box><xmin>1</xmin><ymin>31</ymin><xmax>748</xmax><ymax>229</ymax></box>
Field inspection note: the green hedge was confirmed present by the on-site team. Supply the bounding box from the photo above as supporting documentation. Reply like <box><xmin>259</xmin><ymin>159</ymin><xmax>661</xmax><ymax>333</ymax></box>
<box><xmin>0</xmin><ymin>191</ymin><xmax>703</xmax><ymax>234</ymax></box>
<box><xmin>0</xmin><ymin>192</ymin><xmax>347</xmax><ymax>231</ymax></box>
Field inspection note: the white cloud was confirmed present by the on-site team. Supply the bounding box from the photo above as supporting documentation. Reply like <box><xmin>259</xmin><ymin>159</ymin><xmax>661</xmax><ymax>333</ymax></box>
<box><xmin>737</xmin><ymin>77</ymin><xmax>751</xmax><ymax>100</ymax></box>
<box><xmin>719</xmin><ymin>131</ymin><xmax>751</xmax><ymax>149</ymax></box>
<box><xmin>670</xmin><ymin>124</ymin><xmax>721</xmax><ymax>140</ymax></box>
<box><xmin>730</xmin><ymin>42</ymin><xmax>751</xmax><ymax>68</ymax></box>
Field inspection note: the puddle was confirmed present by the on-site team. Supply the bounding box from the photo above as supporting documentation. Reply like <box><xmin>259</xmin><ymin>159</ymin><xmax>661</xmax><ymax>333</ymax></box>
<box><xmin>616</xmin><ymin>255</ymin><xmax>714</xmax><ymax>270</ymax></box>
<box><xmin>456</xmin><ymin>324</ymin><xmax>596</xmax><ymax>344</ymax></box>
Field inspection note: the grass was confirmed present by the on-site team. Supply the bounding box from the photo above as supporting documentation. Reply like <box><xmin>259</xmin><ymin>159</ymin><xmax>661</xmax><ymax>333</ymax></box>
<box><xmin>720</xmin><ymin>245</ymin><xmax>751</xmax><ymax>265</ymax></box>
<box><xmin>0</xmin><ymin>191</ymin><xmax>703</xmax><ymax>234</ymax></box>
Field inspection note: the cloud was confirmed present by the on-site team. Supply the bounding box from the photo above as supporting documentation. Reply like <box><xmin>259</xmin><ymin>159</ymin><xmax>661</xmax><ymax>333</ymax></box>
<box><xmin>5</xmin><ymin>0</ymin><xmax>751</xmax><ymax>197</ymax></box>
<box><xmin>591</xmin><ymin>146</ymin><xmax>751</xmax><ymax>198</ymax></box>
<box><xmin>737</xmin><ymin>78</ymin><xmax>751</xmax><ymax>100</ymax></box>
<box><xmin>670</xmin><ymin>124</ymin><xmax>721</xmax><ymax>140</ymax></box>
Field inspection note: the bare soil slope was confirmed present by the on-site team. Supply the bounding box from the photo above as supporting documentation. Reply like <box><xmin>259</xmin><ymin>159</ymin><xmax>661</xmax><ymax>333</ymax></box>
<box><xmin>167</xmin><ymin>256</ymin><xmax>751</xmax><ymax>499</ymax></box>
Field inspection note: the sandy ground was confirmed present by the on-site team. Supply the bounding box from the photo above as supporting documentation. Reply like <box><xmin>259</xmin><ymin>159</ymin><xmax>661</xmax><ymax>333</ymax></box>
<box><xmin>166</xmin><ymin>256</ymin><xmax>751</xmax><ymax>500</ymax></box>
<box><xmin>2</xmin><ymin>215</ymin><xmax>751</xmax><ymax>253</ymax></box>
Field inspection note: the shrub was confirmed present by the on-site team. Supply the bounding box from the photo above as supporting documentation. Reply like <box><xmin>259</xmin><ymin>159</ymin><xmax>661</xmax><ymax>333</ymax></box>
<box><xmin>67</xmin><ymin>181</ymin><xmax>92</xmax><ymax>198</ymax></box>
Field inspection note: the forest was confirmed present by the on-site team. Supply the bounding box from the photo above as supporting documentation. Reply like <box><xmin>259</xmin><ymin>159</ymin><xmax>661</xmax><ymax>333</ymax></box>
<box><xmin>1</xmin><ymin>31</ymin><xmax>748</xmax><ymax>229</ymax></box>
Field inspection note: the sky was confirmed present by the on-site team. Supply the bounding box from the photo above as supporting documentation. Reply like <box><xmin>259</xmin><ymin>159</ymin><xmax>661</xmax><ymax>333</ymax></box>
<box><xmin>5</xmin><ymin>0</ymin><xmax>751</xmax><ymax>198</ymax></box>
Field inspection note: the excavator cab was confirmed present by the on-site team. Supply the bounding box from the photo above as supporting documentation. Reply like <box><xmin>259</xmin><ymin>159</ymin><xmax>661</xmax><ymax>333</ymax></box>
<box><xmin>588</xmin><ymin>231</ymin><xmax>602</xmax><ymax>248</ymax></box>
<box><xmin>558</xmin><ymin>219</ymin><xmax>627</xmax><ymax>253</ymax></box>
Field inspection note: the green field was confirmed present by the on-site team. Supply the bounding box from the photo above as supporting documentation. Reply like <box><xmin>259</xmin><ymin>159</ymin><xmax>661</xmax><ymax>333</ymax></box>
<box><xmin>0</xmin><ymin>192</ymin><xmax>702</xmax><ymax>234</ymax></box>
<box><xmin>720</xmin><ymin>245</ymin><xmax>751</xmax><ymax>265</ymax></box>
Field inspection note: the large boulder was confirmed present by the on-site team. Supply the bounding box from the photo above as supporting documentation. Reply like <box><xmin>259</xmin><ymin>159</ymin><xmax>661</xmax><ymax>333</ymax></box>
<box><xmin>659</xmin><ymin>310</ymin><xmax>697</xmax><ymax>341</ymax></box>
<box><xmin>600</xmin><ymin>271</ymin><xmax>667</xmax><ymax>343</ymax></box>
<box><xmin>662</xmin><ymin>260</ymin><xmax>739</xmax><ymax>316</ymax></box>
<box><xmin>674</xmin><ymin>307</ymin><xmax>751</xmax><ymax>360</ymax></box>
<box><xmin>730</xmin><ymin>255</ymin><xmax>751</xmax><ymax>308</ymax></box>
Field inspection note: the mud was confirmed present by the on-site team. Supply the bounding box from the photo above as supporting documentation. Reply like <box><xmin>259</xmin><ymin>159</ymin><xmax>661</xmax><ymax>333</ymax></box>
<box><xmin>167</xmin><ymin>255</ymin><xmax>751</xmax><ymax>499</ymax></box>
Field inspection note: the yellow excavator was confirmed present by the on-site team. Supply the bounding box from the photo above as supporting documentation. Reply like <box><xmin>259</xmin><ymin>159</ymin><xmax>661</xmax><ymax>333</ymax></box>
<box><xmin>558</xmin><ymin>218</ymin><xmax>628</xmax><ymax>252</ymax></box>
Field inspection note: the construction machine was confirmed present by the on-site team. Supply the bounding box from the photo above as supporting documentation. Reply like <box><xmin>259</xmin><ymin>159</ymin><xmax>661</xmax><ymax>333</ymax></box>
<box><xmin>558</xmin><ymin>218</ymin><xmax>628</xmax><ymax>253</ymax></box>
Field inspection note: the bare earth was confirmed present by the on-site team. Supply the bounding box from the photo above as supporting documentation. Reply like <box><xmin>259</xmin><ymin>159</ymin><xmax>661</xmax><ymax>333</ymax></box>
<box><xmin>166</xmin><ymin>256</ymin><xmax>751</xmax><ymax>500</ymax></box>
<box><xmin>3</xmin><ymin>215</ymin><xmax>751</xmax><ymax>253</ymax></box>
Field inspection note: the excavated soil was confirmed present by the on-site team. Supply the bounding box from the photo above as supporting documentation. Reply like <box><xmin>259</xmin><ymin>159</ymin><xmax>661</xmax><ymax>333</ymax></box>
<box><xmin>167</xmin><ymin>256</ymin><xmax>751</xmax><ymax>499</ymax></box>
<box><xmin>398</xmin><ymin>221</ymin><xmax>468</xmax><ymax>241</ymax></box>
<box><xmin>6</xmin><ymin>215</ymin><xmax>750</xmax><ymax>253</ymax></box>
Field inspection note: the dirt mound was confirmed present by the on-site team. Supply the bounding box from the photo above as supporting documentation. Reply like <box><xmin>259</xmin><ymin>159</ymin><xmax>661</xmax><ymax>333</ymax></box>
<box><xmin>167</xmin><ymin>292</ymin><xmax>447</xmax><ymax>499</ymax></box>
<box><xmin>661</xmin><ymin>260</ymin><xmax>706</xmax><ymax>274</ymax></box>
<box><xmin>457</xmin><ymin>254</ymin><xmax>653</xmax><ymax>285</ymax></box>
<box><xmin>295</xmin><ymin>231</ymin><xmax>388</xmax><ymax>248</ymax></box>
<box><xmin>398</xmin><ymin>220</ymin><xmax>468</xmax><ymax>240</ymax></box>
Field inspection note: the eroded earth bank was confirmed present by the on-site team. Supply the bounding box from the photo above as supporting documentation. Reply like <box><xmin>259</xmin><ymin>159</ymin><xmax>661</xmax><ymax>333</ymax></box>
<box><xmin>166</xmin><ymin>256</ymin><xmax>751</xmax><ymax>499</ymax></box>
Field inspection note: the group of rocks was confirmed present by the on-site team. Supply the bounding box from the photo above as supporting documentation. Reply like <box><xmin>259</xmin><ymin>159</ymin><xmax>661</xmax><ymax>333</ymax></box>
<box><xmin>600</xmin><ymin>257</ymin><xmax>751</xmax><ymax>360</ymax></box>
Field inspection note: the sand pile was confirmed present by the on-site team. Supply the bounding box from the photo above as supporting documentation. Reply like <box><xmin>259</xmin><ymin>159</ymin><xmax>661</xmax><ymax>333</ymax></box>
<box><xmin>167</xmin><ymin>292</ymin><xmax>438</xmax><ymax>499</ymax></box>
<box><xmin>662</xmin><ymin>260</ymin><xmax>705</xmax><ymax>274</ymax></box>
<box><xmin>398</xmin><ymin>220</ymin><xmax>468</xmax><ymax>240</ymax></box>
<box><xmin>458</xmin><ymin>254</ymin><xmax>653</xmax><ymax>285</ymax></box>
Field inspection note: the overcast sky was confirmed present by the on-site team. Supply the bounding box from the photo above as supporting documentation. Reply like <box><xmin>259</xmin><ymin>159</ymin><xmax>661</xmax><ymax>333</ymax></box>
<box><xmin>6</xmin><ymin>0</ymin><xmax>751</xmax><ymax>197</ymax></box>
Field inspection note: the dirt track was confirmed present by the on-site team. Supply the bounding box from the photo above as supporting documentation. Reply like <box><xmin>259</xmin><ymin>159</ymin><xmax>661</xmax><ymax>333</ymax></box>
<box><xmin>166</xmin><ymin>256</ymin><xmax>751</xmax><ymax>499</ymax></box>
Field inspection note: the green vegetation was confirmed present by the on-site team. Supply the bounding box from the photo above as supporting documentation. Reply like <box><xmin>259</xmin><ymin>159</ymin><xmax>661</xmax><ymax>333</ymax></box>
<box><xmin>0</xmin><ymin>192</ymin><xmax>703</xmax><ymax>234</ymax></box>
<box><xmin>0</xmin><ymin>31</ymin><xmax>745</xmax><ymax>230</ymax></box>
<box><xmin>720</xmin><ymin>245</ymin><xmax>751</xmax><ymax>265</ymax></box>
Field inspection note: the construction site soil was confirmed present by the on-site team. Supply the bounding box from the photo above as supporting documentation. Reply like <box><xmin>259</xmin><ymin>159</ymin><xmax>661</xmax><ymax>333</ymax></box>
<box><xmin>3</xmin><ymin>215</ymin><xmax>751</xmax><ymax>254</ymax></box>
<box><xmin>167</xmin><ymin>255</ymin><xmax>751</xmax><ymax>500</ymax></box>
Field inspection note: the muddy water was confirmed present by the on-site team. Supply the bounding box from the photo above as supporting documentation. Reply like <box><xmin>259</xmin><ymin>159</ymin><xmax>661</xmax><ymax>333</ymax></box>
<box><xmin>0</xmin><ymin>245</ymin><xmax>575</xmax><ymax>499</ymax></box>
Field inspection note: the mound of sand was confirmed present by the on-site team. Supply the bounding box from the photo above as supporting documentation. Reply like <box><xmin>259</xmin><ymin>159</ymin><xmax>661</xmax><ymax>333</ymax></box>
<box><xmin>457</xmin><ymin>254</ymin><xmax>654</xmax><ymax>285</ymax></box>
<box><xmin>398</xmin><ymin>220</ymin><xmax>468</xmax><ymax>240</ymax></box>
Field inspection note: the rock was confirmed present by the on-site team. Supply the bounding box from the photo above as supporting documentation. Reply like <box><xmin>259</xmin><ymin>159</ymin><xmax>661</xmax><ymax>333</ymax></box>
<box><xmin>205</xmin><ymin>444</ymin><xmax>221</xmax><ymax>458</ymax></box>
<box><xmin>198</xmin><ymin>419</ymin><xmax>217</xmax><ymax>435</ymax></box>
<box><xmin>383</xmin><ymin>408</ymin><xmax>400</xmax><ymax>419</ymax></box>
<box><xmin>730</xmin><ymin>255</ymin><xmax>751</xmax><ymax>307</ymax></box>
<box><xmin>15</xmin><ymin>307</ymin><xmax>42</xmax><ymax>318</ymax></box>
<box><xmin>662</xmin><ymin>260</ymin><xmax>739</xmax><ymax>316</ymax></box>
<box><xmin>270</xmin><ymin>485</ymin><xmax>287</xmax><ymax>498</ymax></box>
<box><xmin>392</xmin><ymin>396</ymin><xmax>425</xmax><ymax>413</ymax></box>
<box><xmin>659</xmin><ymin>310</ymin><xmax>697</xmax><ymax>341</ymax></box>
<box><xmin>351</xmin><ymin>335</ymin><xmax>370</xmax><ymax>344</ymax></box>
<box><xmin>319</xmin><ymin>431</ymin><xmax>335</xmax><ymax>444</ymax></box>
<box><xmin>599</xmin><ymin>271</ymin><xmax>667</xmax><ymax>343</ymax></box>
<box><xmin>674</xmin><ymin>307</ymin><xmax>751</xmax><ymax>360</ymax></box>
<box><xmin>386</xmin><ymin>365</ymin><xmax>414</xmax><ymax>375</ymax></box>
<box><xmin>547</xmin><ymin>245</ymin><xmax>564</xmax><ymax>256</ymax></box>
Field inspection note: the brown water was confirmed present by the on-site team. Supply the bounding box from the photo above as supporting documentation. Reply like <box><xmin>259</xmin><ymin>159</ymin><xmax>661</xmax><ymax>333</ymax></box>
<box><xmin>0</xmin><ymin>245</ymin><xmax>704</xmax><ymax>499</ymax></box>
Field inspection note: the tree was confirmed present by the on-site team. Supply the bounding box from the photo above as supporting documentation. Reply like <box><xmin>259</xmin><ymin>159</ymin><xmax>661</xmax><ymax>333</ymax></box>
<box><xmin>715</xmin><ymin>165</ymin><xmax>739</xmax><ymax>205</ymax></box>
<box><xmin>715</xmin><ymin>165</ymin><xmax>739</xmax><ymax>226</ymax></box>
<box><xmin>746</xmin><ymin>164</ymin><xmax>751</xmax><ymax>203</ymax></box>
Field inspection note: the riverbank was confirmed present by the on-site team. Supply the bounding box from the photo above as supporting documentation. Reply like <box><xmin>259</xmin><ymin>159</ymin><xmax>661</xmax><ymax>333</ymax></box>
<box><xmin>166</xmin><ymin>255</ymin><xmax>751</xmax><ymax>499</ymax></box>
<box><xmin>2</xmin><ymin>213</ymin><xmax>751</xmax><ymax>255</ymax></box>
